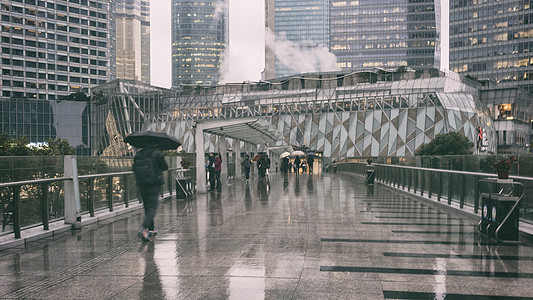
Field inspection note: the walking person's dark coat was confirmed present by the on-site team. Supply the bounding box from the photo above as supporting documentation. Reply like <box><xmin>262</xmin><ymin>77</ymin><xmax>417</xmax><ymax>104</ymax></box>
<box><xmin>133</xmin><ymin>145</ymin><xmax>168</xmax><ymax>241</ymax></box>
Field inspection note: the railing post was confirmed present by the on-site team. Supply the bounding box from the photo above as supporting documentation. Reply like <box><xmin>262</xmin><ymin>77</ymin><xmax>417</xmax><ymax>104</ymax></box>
<box><xmin>428</xmin><ymin>170</ymin><xmax>433</xmax><ymax>199</ymax></box>
<box><xmin>407</xmin><ymin>168</ymin><xmax>411</xmax><ymax>192</ymax></box>
<box><xmin>437</xmin><ymin>172</ymin><xmax>442</xmax><ymax>202</ymax></box>
<box><xmin>167</xmin><ymin>170</ymin><xmax>172</xmax><ymax>196</ymax></box>
<box><xmin>474</xmin><ymin>175</ymin><xmax>479</xmax><ymax>214</ymax></box>
<box><xmin>414</xmin><ymin>169</ymin><xmax>418</xmax><ymax>193</ymax></box>
<box><xmin>402</xmin><ymin>168</ymin><xmax>406</xmax><ymax>189</ymax></box>
<box><xmin>64</xmin><ymin>155</ymin><xmax>81</xmax><ymax>229</ymax></box>
<box><xmin>13</xmin><ymin>186</ymin><xmax>21</xmax><ymax>239</ymax></box>
<box><xmin>107</xmin><ymin>176</ymin><xmax>113</xmax><ymax>212</ymax></box>
<box><xmin>88</xmin><ymin>178</ymin><xmax>95</xmax><ymax>217</ymax></box>
<box><xmin>460</xmin><ymin>173</ymin><xmax>465</xmax><ymax>208</ymax></box>
<box><xmin>41</xmin><ymin>182</ymin><xmax>49</xmax><ymax>230</ymax></box>
<box><xmin>124</xmin><ymin>175</ymin><xmax>129</xmax><ymax>208</ymax></box>
<box><xmin>447</xmin><ymin>172</ymin><xmax>453</xmax><ymax>205</ymax></box>
<box><xmin>420</xmin><ymin>170</ymin><xmax>424</xmax><ymax>196</ymax></box>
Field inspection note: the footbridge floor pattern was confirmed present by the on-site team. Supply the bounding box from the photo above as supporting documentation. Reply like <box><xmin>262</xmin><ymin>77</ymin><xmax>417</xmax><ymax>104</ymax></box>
<box><xmin>0</xmin><ymin>172</ymin><xmax>533</xmax><ymax>299</ymax></box>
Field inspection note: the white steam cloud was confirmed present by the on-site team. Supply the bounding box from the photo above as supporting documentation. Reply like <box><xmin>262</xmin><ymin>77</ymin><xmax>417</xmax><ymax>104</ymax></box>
<box><xmin>265</xmin><ymin>28</ymin><xmax>340</xmax><ymax>75</ymax></box>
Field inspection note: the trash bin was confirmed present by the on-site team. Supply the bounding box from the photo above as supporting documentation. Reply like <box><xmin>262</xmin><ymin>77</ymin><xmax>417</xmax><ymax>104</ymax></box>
<box><xmin>366</xmin><ymin>169</ymin><xmax>375</xmax><ymax>185</ymax></box>
<box><xmin>488</xmin><ymin>194</ymin><xmax>519</xmax><ymax>242</ymax></box>
<box><xmin>176</xmin><ymin>177</ymin><xmax>191</xmax><ymax>199</ymax></box>
<box><xmin>478</xmin><ymin>193</ymin><xmax>491</xmax><ymax>234</ymax></box>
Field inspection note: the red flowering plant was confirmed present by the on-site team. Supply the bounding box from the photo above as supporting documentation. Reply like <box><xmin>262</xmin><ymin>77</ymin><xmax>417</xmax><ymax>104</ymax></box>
<box><xmin>489</xmin><ymin>155</ymin><xmax>517</xmax><ymax>175</ymax></box>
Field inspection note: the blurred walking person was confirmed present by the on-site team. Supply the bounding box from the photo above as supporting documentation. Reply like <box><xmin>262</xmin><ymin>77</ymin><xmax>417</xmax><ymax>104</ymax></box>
<box><xmin>133</xmin><ymin>142</ymin><xmax>169</xmax><ymax>241</ymax></box>
<box><xmin>214</xmin><ymin>154</ymin><xmax>222</xmax><ymax>189</ymax></box>
<box><xmin>242</xmin><ymin>154</ymin><xmax>252</xmax><ymax>182</ymax></box>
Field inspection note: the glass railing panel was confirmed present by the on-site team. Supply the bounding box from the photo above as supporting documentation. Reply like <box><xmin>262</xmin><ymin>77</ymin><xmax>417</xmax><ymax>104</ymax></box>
<box><xmin>0</xmin><ymin>185</ymin><xmax>14</xmax><ymax>235</ymax></box>
<box><xmin>450</xmin><ymin>173</ymin><xmax>461</xmax><ymax>204</ymax></box>
<box><xmin>441</xmin><ymin>172</ymin><xmax>449</xmax><ymax>200</ymax></box>
<box><xmin>93</xmin><ymin>177</ymin><xmax>108</xmax><ymax>210</ymax></box>
<box><xmin>464</xmin><ymin>174</ymin><xmax>477</xmax><ymax>207</ymax></box>
<box><xmin>47</xmin><ymin>181</ymin><xmax>65</xmax><ymax>222</ymax></box>
<box><xmin>20</xmin><ymin>183</ymin><xmax>45</xmax><ymax>228</ymax></box>
<box><xmin>111</xmin><ymin>176</ymin><xmax>125</xmax><ymax>206</ymax></box>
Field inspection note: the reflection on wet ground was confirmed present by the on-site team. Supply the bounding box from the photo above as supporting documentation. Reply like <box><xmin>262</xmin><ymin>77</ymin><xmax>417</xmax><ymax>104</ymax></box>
<box><xmin>1</xmin><ymin>172</ymin><xmax>533</xmax><ymax>299</ymax></box>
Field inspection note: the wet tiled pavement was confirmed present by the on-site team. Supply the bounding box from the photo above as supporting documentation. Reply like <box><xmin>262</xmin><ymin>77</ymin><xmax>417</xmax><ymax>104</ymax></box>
<box><xmin>1</xmin><ymin>172</ymin><xmax>533</xmax><ymax>299</ymax></box>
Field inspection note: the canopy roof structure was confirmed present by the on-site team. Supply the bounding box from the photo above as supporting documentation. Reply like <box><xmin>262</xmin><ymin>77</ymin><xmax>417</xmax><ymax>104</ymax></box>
<box><xmin>195</xmin><ymin>117</ymin><xmax>286</xmax><ymax>145</ymax></box>
<box><xmin>194</xmin><ymin>117</ymin><xmax>289</xmax><ymax>193</ymax></box>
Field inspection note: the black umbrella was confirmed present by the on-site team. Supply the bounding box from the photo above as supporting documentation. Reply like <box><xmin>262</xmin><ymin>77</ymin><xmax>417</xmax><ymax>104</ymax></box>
<box><xmin>124</xmin><ymin>131</ymin><xmax>181</xmax><ymax>150</ymax></box>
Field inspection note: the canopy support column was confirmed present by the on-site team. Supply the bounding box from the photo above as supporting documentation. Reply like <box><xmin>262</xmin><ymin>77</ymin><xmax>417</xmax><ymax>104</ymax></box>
<box><xmin>195</xmin><ymin>123</ymin><xmax>206</xmax><ymax>193</ymax></box>
<box><xmin>220</xmin><ymin>136</ymin><xmax>228</xmax><ymax>184</ymax></box>
<box><xmin>234</xmin><ymin>139</ymin><xmax>242</xmax><ymax>180</ymax></box>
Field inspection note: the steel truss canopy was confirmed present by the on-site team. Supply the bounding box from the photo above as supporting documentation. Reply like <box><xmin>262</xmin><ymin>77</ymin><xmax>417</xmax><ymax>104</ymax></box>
<box><xmin>195</xmin><ymin>117</ymin><xmax>287</xmax><ymax>145</ymax></box>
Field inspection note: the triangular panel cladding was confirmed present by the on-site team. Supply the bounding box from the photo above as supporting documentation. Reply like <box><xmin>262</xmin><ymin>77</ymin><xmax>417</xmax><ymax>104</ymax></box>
<box><xmin>416</xmin><ymin>108</ymin><xmax>426</xmax><ymax>131</ymax></box>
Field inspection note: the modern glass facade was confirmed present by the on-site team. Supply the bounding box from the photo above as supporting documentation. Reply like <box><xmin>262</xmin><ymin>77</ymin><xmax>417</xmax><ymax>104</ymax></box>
<box><xmin>330</xmin><ymin>0</ymin><xmax>443</xmax><ymax>71</ymax></box>
<box><xmin>90</xmin><ymin>79</ymin><xmax>173</xmax><ymax>156</ymax></box>
<box><xmin>479</xmin><ymin>87</ymin><xmax>533</xmax><ymax>154</ymax></box>
<box><xmin>115</xmin><ymin>0</ymin><xmax>151</xmax><ymax>84</ymax></box>
<box><xmin>265</xmin><ymin>0</ymin><xmax>329</xmax><ymax>79</ymax></box>
<box><xmin>171</xmin><ymin>0</ymin><xmax>228</xmax><ymax>88</ymax></box>
<box><xmin>449</xmin><ymin>0</ymin><xmax>533</xmax><ymax>93</ymax></box>
<box><xmin>0</xmin><ymin>0</ymin><xmax>115</xmax><ymax>100</ymax></box>
<box><xmin>127</xmin><ymin>68</ymin><xmax>495</xmax><ymax>158</ymax></box>
<box><xmin>0</xmin><ymin>97</ymin><xmax>90</xmax><ymax>155</ymax></box>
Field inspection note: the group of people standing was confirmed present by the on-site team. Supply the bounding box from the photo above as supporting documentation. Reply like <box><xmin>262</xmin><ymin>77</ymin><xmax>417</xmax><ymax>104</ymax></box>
<box><xmin>281</xmin><ymin>155</ymin><xmax>314</xmax><ymax>174</ymax></box>
<box><xmin>207</xmin><ymin>153</ymin><xmax>222</xmax><ymax>191</ymax></box>
<box><xmin>241</xmin><ymin>153</ymin><xmax>270</xmax><ymax>181</ymax></box>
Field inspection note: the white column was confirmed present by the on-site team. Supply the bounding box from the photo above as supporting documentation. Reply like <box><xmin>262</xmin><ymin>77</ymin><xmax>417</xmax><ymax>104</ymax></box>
<box><xmin>64</xmin><ymin>155</ymin><xmax>81</xmax><ymax>229</ymax></box>
<box><xmin>220</xmin><ymin>136</ymin><xmax>228</xmax><ymax>184</ymax></box>
<box><xmin>234</xmin><ymin>139</ymin><xmax>242</xmax><ymax>180</ymax></box>
<box><xmin>195</xmin><ymin>123</ymin><xmax>207</xmax><ymax>193</ymax></box>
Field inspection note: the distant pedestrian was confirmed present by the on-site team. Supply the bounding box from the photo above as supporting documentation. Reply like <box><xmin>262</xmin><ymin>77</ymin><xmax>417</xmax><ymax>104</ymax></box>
<box><xmin>215</xmin><ymin>154</ymin><xmax>222</xmax><ymax>189</ymax></box>
<box><xmin>133</xmin><ymin>142</ymin><xmax>169</xmax><ymax>241</ymax></box>
<box><xmin>307</xmin><ymin>156</ymin><xmax>315</xmax><ymax>173</ymax></box>
<box><xmin>294</xmin><ymin>156</ymin><xmax>301</xmax><ymax>175</ymax></box>
<box><xmin>281</xmin><ymin>157</ymin><xmax>289</xmax><ymax>173</ymax></box>
<box><xmin>257</xmin><ymin>153</ymin><xmax>267</xmax><ymax>179</ymax></box>
<box><xmin>208</xmin><ymin>153</ymin><xmax>216</xmax><ymax>190</ymax></box>
<box><xmin>242</xmin><ymin>155</ymin><xmax>252</xmax><ymax>181</ymax></box>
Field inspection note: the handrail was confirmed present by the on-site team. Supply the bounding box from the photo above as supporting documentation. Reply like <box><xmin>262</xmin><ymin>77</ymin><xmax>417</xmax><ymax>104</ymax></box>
<box><xmin>343</xmin><ymin>161</ymin><xmax>531</xmax><ymax>180</ymax></box>
<box><xmin>0</xmin><ymin>177</ymin><xmax>71</xmax><ymax>188</ymax></box>
<box><xmin>336</xmin><ymin>161</ymin><xmax>533</xmax><ymax>227</ymax></box>
<box><xmin>0</xmin><ymin>165</ymin><xmax>187</xmax><ymax>240</ymax></box>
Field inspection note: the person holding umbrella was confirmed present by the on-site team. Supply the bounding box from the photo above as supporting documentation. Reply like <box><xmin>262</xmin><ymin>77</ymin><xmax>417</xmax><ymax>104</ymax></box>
<box><xmin>125</xmin><ymin>131</ymin><xmax>178</xmax><ymax>242</ymax></box>
<box><xmin>132</xmin><ymin>138</ymin><xmax>169</xmax><ymax>241</ymax></box>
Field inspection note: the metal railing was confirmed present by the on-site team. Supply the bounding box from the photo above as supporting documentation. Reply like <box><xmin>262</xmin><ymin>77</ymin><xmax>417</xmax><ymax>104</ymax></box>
<box><xmin>335</xmin><ymin>162</ymin><xmax>533</xmax><ymax>224</ymax></box>
<box><xmin>0</xmin><ymin>156</ymin><xmax>194</xmax><ymax>239</ymax></box>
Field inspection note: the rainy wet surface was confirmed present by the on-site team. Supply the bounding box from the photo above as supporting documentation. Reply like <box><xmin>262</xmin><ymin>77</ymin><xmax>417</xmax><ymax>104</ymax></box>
<box><xmin>1</xmin><ymin>172</ymin><xmax>533</xmax><ymax>299</ymax></box>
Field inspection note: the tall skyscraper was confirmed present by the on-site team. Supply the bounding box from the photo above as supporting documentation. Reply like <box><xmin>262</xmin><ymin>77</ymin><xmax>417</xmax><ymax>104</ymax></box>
<box><xmin>329</xmin><ymin>0</ymin><xmax>446</xmax><ymax>71</ymax></box>
<box><xmin>265</xmin><ymin>0</ymin><xmax>329</xmax><ymax>79</ymax></box>
<box><xmin>0</xmin><ymin>0</ymin><xmax>115</xmax><ymax>100</ymax></box>
<box><xmin>449</xmin><ymin>0</ymin><xmax>533</xmax><ymax>93</ymax></box>
<box><xmin>115</xmin><ymin>0</ymin><xmax>151</xmax><ymax>84</ymax></box>
<box><xmin>171</xmin><ymin>0</ymin><xmax>228</xmax><ymax>87</ymax></box>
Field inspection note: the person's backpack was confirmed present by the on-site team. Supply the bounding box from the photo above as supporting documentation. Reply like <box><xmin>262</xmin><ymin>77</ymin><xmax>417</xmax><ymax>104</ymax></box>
<box><xmin>133</xmin><ymin>149</ymin><xmax>158</xmax><ymax>186</ymax></box>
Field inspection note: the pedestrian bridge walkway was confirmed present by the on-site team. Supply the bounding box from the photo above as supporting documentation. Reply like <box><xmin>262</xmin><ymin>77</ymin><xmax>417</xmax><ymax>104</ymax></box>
<box><xmin>1</xmin><ymin>172</ymin><xmax>533</xmax><ymax>299</ymax></box>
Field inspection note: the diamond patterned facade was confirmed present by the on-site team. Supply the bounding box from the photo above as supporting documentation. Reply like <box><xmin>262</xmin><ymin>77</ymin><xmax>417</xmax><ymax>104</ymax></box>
<box><xmin>152</xmin><ymin>69</ymin><xmax>496</xmax><ymax>159</ymax></box>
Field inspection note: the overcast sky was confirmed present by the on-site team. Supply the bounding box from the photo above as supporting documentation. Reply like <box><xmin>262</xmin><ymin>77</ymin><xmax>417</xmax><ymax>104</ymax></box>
<box><xmin>150</xmin><ymin>0</ymin><xmax>265</xmax><ymax>88</ymax></box>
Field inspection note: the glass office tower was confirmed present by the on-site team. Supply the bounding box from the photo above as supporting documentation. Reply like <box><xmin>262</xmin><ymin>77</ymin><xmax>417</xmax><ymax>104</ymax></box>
<box><xmin>171</xmin><ymin>0</ymin><xmax>228</xmax><ymax>87</ymax></box>
<box><xmin>329</xmin><ymin>0</ymin><xmax>444</xmax><ymax>71</ymax></box>
<box><xmin>449</xmin><ymin>0</ymin><xmax>533</xmax><ymax>93</ymax></box>
<box><xmin>115</xmin><ymin>0</ymin><xmax>151</xmax><ymax>84</ymax></box>
<box><xmin>0</xmin><ymin>0</ymin><xmax>115</xmax><ymax>100</ymax></box>
<box><xmin>264</xmin><ymin>0</ymin><xmax>329</xmax><ymax>79</ymax></box>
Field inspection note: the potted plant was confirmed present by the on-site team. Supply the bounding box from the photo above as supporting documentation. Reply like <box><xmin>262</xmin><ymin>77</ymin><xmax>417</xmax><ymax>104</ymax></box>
<box><xmin>489</xmin><ymin>155</ymin><xmax>517</xmax><ymax>179</ymax></box>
